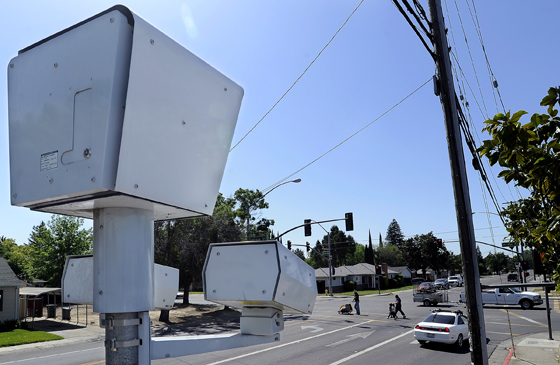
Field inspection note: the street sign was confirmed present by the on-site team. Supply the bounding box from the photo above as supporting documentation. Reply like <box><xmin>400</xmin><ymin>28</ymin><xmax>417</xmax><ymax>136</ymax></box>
<box><xmin>501</xmin><ymin>242</ymin><xmax>516</xmax><ymax>248</ymax></box>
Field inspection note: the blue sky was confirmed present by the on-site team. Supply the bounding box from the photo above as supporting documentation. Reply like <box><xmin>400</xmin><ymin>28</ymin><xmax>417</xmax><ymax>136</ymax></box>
<box><xmin>1</xmin><ymin>1</ymin><xmax>559</xmax><ymax>260</ymax></box>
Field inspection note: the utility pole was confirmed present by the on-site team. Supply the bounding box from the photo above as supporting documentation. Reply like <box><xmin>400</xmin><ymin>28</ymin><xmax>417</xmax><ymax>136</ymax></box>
<box><xmin>428</xmin><ymin>1</ymin><xmax>488</xmax><ymax>364</ymax></box>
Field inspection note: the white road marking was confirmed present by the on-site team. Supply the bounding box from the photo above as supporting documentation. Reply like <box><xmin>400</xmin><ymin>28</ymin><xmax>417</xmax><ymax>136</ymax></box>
<box><xmin>329</xmin><ymin>330</ymin><xmax>415</xmax><ymax>365</ymax></box>
<box><xmin>1</xmin><ymin>347</ymin><xmax>102</xmax><ymax>364</ymax></box>
<box><xmin>206</xmin><ymin>321</ymin><xmax>368</xmax><ymax>365</ymax></box>
<box><xmin>301</xmin><ymin>325</ymin><xmax>324</xmax><ymax>333</ymax></box>
<box><xmin>326</xmin><ymin>331</ymin><xmax>374</xmax><ymax>347</ymax></box>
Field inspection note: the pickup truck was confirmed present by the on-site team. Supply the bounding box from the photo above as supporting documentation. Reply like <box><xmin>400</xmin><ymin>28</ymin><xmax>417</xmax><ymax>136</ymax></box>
<box><xmin>460</xmin><ymin>287</ymin><xmax>543</xmax><ymax>309</ymax></box>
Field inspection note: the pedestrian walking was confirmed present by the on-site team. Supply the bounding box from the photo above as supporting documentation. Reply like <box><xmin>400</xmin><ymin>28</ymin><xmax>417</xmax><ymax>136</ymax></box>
<box><xmin>394</xmin><ymin>294</ymin><xmax>406</xmax><ymax>318</ymax></box>
<box><xmin>353</xmin><ymin>289</ymin><xmax>360</xmax><ymax>315</ymax></box>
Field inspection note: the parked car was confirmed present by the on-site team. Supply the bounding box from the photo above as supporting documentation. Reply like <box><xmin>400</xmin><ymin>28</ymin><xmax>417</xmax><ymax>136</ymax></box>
<box><xmin>414</xmin><ymin>309</ymin><xmax>469</xmax><ymax>347</ymax></box>
<box><xmin>434</xmin><ymin>278</ymin><xmax>449</xmax><ymax>290</ymax></box>
<box><xmin>412</xmin><ymin>277</ymin><xmax>425</xmax><ymax>284</ymax></box>
<box><xmin>176</xmin><ymin>291</ymin><xmax>184</xmax><ymax>299</ymax></box>
<box><xmin>418</xmin><ymin>282</ymin><xmax>436</xmax><ymax>293</ymax></box>
<box><xmin>448</xmin><ymin>276</ymin><xmax>463</xmax><ymax>287</ymax></box>
<box><xmin>507</xmin><ymin>273</ymin><xmax>519</xmax><ymax>282</ymax></box>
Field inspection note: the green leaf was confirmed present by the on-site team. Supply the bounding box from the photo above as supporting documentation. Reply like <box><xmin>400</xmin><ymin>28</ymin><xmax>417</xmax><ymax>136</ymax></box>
<box><xmin>510</xmin><ymin>110</ymin><xmax>528</xmax><ymax>123</ymax></box>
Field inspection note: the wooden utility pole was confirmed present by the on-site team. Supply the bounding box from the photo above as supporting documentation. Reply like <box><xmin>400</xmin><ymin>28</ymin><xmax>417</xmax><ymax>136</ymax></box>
<box><xmin>428</xmin><ymin>1</ymin><xmax>489</xmax><ymax>364</ymax></box>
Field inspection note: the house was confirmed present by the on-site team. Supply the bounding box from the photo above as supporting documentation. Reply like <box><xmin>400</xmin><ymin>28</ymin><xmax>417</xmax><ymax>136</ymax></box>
<box><xmin>387</xmin><ymin>266</ymin><xmax>412</xmax><ymax>284</ymax></box>
<box><xmin>0</xmin><ymin>257</ymin><xmax>22</xmax><ymax>322</ymax></box>
<box><xmin>315</xmin><ymin>263</ymin><xmax>411</xmax><ymax>293</ymax></box>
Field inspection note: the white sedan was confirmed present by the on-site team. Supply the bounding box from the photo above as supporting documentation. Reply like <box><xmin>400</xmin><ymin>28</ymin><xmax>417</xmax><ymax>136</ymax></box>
<box><xmin>414</xmin><ymin>310</ymin><xmax>469</xmax><ymax>347</ymax></box>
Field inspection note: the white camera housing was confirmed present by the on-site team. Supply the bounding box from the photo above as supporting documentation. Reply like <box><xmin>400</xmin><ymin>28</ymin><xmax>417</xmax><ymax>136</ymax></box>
<box><xmin>203</xmin><ymin>240</ymin><xmax>317</xmax><ymax>315</ymax></box>
<box><xmin>8</xmin><ymin>5</ymin><xmax>243</xmax><ymax>221</ymax></box>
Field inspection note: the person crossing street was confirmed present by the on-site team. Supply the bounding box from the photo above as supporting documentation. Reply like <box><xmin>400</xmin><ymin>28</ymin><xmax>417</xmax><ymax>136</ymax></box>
<box><xmin>353</xmin><ymin>289</ymin><xmax>360</xmax><ymax>315</ymax></box>
<box><xmin>395</xmin><ymin>294</ymin><xmax>406</xmax><ymax>319</ymax></box>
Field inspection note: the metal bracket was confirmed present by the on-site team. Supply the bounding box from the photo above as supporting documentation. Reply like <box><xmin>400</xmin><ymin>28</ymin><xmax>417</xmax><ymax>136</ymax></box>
<box><xmin>100</xmin><ymin>315</ymin><xmax>142</xmax><ymax>329</ymax></box>
<box><xmin>105</xmin><ymin>338</ymin><xmax>142</xmax><ymax>351</ymax></box>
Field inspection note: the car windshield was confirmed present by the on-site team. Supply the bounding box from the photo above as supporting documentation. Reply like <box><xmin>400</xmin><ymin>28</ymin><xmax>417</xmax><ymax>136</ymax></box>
<box><xmin>424</xmin><ymin>314</ymin><xmax>456</xmax><ymax>325</ymax></box>
<box><xmin>449</xmin><ymin>276</ymin><xmax>457</xmax><ymax>280</ymax></box>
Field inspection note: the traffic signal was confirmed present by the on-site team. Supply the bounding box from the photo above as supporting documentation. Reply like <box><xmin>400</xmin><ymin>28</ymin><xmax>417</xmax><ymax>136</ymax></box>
<box><xmin>306</xmin><ymin>242</ymin><xmax>310</xmax><ymax>252</ymax></box>
<box><xmin>345</xmin><ymin>212</ymin><xmax>354</xmax><ymax>231</ymax></box>
<box><xmin>287</xmin><ymin>240</ymin><xmax>292</xmax><ymax>251</ymax></box>
<box><xmin>532</xmin><ymin>250</ymin><xmax>544</xmax><ymax>275</ymax></box>
<box><xmin>524</xmin><ymin>272</ymin><xmax>529</xmax><ymax>277</ymax></box>
<box><xmin>437</xmin><ymin>238</ymin><xmax>443</xmax><ymax>244</ymax></box>
<box><xmin>304</xmin><ymin>219</ymin><xmax>312</xmax><ymax>236</ymax></box>
<box><xmin>375</xmin><ymin>265</ymin><xmax>381</xmax><ymax>275</ymax></box>
<box><xmin>521</xmin><ymin>260</ymin><xmax>528</xmax><ymax>271</ymax></box>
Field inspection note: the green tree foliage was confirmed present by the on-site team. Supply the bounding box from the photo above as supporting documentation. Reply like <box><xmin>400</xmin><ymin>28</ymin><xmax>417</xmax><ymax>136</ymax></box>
<box><xmin>379</xmin><ymin>232</ymin><xmax>383</xmax><ymax>248</ymax></box>
<box><xmin>376</xmin><ymin>244</ymin><xmax>404</xmax><ymax>267</ymax></box>
<box><xmin>447</xmin><ymin>252</ymin><xmax>462</xmax><ymax>274</ymax></box>
<box><xmin>385</xmin><ymin>219</ymin><xmax>404</xmax><ymax>246</ymax></box>
<box><xmin>307</xmin><ymin>240</ymin><xmax>327</xmax><ymax>269</ymax></box>
<box><xmin>322</xmin><ymin>225</ymin><xmax>355</xmax><ymax>267</ymax></box>
<box><xmin>365</xmin><ymin>231</ymin><xmax>374</xmax><ymax>264</ymax></box>
<box><xmin>345</xmin><ymin>244</ymin><xmax>365</xmax><ymax>265</ymax></box>
<box><xmin>154</xmin><ymin>193</ymin><xmax>243</xmax><ymax>305</ymax></box>
<box><xmin>293</xmin><ymin>248</ymin><xmax>305</xmax><ymax>261</ymax></box>
<box><xmin>485</xmin><ymin>252</ymin><xmax>512</xmax><ymax>274</ymax></box>
<box><xmin>477</xmin><ymin>87</ymin><xmax>560</xmax><ymax>285</ymax></box>
<box><xmin>400</xmin><ymin>232</ymin><xmax>449</xmax><ymax>277</ymax></box>
<box><xmin>233</xmin><ymin>188</ymin><xmax>274</xmax><ymax>240</ymax></box>
<box><xmin>0</xmin><ymin>237</ymin><xmax>32</xmax><ymax>281</ymax></box>
<box><xmin>28</xmin><ymin>216</ymin><xmax>92</xmax><ymax>287</ymax></box>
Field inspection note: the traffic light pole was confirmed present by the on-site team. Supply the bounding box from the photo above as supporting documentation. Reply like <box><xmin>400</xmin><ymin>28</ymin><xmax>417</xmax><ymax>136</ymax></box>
<box><xmin>428</xmin><ymin>1</ymin><xmax>488</xmax><ymax>364</ymax></box>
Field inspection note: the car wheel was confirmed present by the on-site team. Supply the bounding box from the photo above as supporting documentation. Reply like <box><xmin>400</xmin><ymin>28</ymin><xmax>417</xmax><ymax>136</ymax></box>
<box><xmin>520</xmin><ymin>299</ymin><xmax>533</xmax><ymax>310</ymax></box>
<box><xmin>418</xmin><ymin>340</ymin><xmax>426</xmax><ymax>345</ymax></box>
<box><xmin>423</xmin><ymin>299</ymin><xmax>431</xmax><ymax>307</ymax></box>
<box><xmin>456</xmin><ymin>334</ymin><xmax>464</xmax><ymax>347</ymax></box>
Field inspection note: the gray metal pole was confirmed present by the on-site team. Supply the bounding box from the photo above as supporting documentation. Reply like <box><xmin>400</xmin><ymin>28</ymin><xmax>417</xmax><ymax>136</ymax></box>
<box><xmin>428</xmin><ymin>1</ymin><xmax>488</xmax><ymax>364</ymax></box>
<box><xmin>328</xmin><ymin>233</ymin><xmax>333</xmax><ymax>296</ymax></box>
<box><xmin>545</xmin><ymin>288</ymin><xmax>553</xmax><ymax>340</ymax></box>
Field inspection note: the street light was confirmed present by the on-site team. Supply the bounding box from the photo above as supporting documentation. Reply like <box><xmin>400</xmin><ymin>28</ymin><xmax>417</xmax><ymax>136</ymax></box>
<box><xmin>246</xmin><ymin>178</ymin><xmax>301</xmax><ymax>240</ymax></box>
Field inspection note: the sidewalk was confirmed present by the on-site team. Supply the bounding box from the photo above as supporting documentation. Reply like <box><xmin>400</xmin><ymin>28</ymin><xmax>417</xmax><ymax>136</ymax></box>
<box><xmin>0</xmin><ymin>318</ymin><xmax>105</xmax><ymax>355</ymax></box>
<box><xmin>489</xmin><ymin>331</ymin><xmax>560</xmax><ymax>365</ymax></box>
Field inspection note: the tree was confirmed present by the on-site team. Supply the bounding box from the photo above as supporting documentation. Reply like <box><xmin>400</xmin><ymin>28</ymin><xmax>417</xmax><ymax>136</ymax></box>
<box><xmin>293</xmin><ymin>248</ymin><xmax>305</xmax><ymax>261</ymax></box>
<box><xmin>400</xmin><ymin>232</ymin><xmax>450</xmax><ymax>278</ymax></box>
<box><xmin>485</xmin><ymin>252</ymin><xmax>511</xmax><ymax>274</ymax></box>
<box><xmin>28</xmin><ymin>216</ymin><xmax>92</xmax><ymax>287</ymax></box>
<box><xmin>154</xmin><ymin>193</ymin><xmax>244</xmax><ymax>307</ymax></box>
<box><xmin>399</xmin><ymin>237</ymin><xmax>422</xmax><ymax>272</ymax></box>
<box><xmin>346</xmin><ymin>244</ymin><xmax>365</xmax><ymax>265</ymax></box>
<box><xmin>307</xmin><ymin>240</ymin><xmax>327</xmax><ymax>269</ymax></box>
<box><xmin>376</xmin><ymin>244</ymin><xmax>404</xmax><ymax>267</ymax></box>
<box><xmin>379</xmin><ymin>232</ymin><xmax>383</xmax><ymax>248</ymax></box>
<box><xmin>322</xmin><ymin>225</ymin><xmax>356</xmax><ymax>267</ymax></box>
<box><xmin>365</xmin><ymin>231</ymin><xmax>374</xmax><ymax>265</ymax></box>
<box><xmin>476</xmin><ymin>246</ymin><xmax>486</xmax><ymax>273</ymax></box>
<box><xmin>477</xmin><ymin>87</ymin><xmax>560</xmax><ymax>285</ymax></box>
<box><xmin>385</xmin><ymin>219</ymin><xmax>404</xmax><ymax>246</ymax></box>
<box><xmin>0</xmin><ymin>237</ymin><xmax>32</xmax><ymax>281</ymax></box>
<box><xmin>234</xmin><ymin>188</ymin><xmax>274</xmax><ymax>240</ymax></box>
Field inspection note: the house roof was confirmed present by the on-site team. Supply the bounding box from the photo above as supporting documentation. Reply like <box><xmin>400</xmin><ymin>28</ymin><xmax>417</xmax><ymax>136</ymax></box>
<box><xmin>19</xmin><ymin>287</ymin><xmax>61</xmax><ymax>296</ymax></box>
<box><xmin>388</xmin><ymin>266</ymin><xmax>409</xmax><ymax>274</ymax></box>
<box><xmin>0</xmin><ymin>258</ymin><xmax>22</xmax><ymax>287</ymax></box>
<box><xmin>315</xmin><ymin>263</ymin><xmax>411</xmax><ymax>279</ymax></box>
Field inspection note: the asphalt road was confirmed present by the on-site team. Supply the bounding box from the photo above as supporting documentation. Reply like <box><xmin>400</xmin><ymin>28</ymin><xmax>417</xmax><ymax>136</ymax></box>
<box><xmin>1</xmin><ymin>274</ymin><xmax>556</xmax><ymax>365</ymax></box>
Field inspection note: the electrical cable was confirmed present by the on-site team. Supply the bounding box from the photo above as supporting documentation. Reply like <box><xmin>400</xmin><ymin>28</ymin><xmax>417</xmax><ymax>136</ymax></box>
<box><xmin>262</xmin><ymin>77</ymin><xmax>432</xmax><ymax>192</ymax></box>
<box><xmin>229</xmin><ymin>0</ymin><xmax>365</xmax><ymax>152</ymax></box>
<box><xmin>390</xmin><ymin>0</ymin><xmax>435</xmax><ymax>59</ymax></box>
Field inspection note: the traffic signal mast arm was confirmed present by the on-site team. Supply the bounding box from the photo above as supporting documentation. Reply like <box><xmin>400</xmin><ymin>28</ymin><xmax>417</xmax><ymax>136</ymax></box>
<box><xmin>276</xmin><ymin>214</ymin><xmax>353</xmax><ymax>240</ymax></box>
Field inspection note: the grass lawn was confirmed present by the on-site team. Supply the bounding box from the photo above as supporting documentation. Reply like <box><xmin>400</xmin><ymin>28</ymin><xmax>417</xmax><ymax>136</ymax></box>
<box><xmin>0</xmin><ymin>329</ymin><xmax>63</xmax><ymax>347</ymax></box>
<box><xmin>320</xmin><ymin>286</ymin><xmax>414</xmax><ymax>296</ymax></box>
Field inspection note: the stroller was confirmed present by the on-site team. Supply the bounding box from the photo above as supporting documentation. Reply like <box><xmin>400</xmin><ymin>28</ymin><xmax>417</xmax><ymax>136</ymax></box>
<box><xmin>387</xmin><ymin>303</ymin><xmax>398</xmax><ymax>319</ymax></box>
<box><xmin>338</xmin><ymin>303</ymin><xmax>353</xmax><ymax>315</ymax></box>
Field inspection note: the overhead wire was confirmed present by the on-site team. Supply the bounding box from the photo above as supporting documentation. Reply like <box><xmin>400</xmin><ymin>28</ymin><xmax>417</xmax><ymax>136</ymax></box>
<box><xmin>229</xmin><ymin>0</ymin><xmax>365</xmax><ymax>152</ymax></box>
<box><xmin>262</xmin><ymin>78</ymin><xmax>432</xmax><ymax>192</ymax></box>
<box><xmin>390</xmin><ymin>0</ymin><xmax>435</xmax><ymax>59</ymax></box>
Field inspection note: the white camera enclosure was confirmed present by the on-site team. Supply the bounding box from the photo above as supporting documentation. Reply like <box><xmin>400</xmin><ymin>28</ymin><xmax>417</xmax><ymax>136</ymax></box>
<box><xmin>8</xmin><ymin>5</ymin><xmax>243</xmax><ymax>220</ymax></box>
<box><xmin>62</xmin><ymin>255</ymin><xmax>178</xmax><ymax>310</ymax></box>
<box><xmin>203</xmin><ymin>241</ymin><xmax>317</xmax><ymax>314</ymax></box>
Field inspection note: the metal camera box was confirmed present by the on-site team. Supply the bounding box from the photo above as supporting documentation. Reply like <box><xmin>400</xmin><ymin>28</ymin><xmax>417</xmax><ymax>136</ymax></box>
<box><xmin>8</xmin><ymin>5</ymin><xmax>243</xmax><ymax>220</ymax></box>
<box><xmin>203</xmin><ymin>241</ymin><xmax>318</xmax><ymax>314</ymax></box>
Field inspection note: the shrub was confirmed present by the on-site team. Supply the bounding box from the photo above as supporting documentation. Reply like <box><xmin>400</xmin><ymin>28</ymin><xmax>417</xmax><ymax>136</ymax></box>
<box><xmin>0</xmin><ymin>319</ymin><xmax>19</xmax><ymax>332</ymax></box>
<box><xmin>389</xmin><ymin>278</ymin><xmax>398</xmax><ymax>288</ymax></box>
<box><xmin>343</xmin><ymin>280</ymin><xmax>357</xmax><ymax>292</ymax></box>
<box><xmin>380</xmin><ymin>276</ymin><xmax>388</xmax><ymax>289</ymax></box>
<box><xmin>396</xmin><ymin>274</ymin><xmax>404</xmax><ymax>287</ymax></box>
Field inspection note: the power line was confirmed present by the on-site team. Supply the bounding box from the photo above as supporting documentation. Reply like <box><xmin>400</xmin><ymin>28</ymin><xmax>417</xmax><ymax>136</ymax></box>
<box><xmin>262</xmin><ymin>77</ymin><xmax>432</xmax><ymax>192</ymax></box>
<box><xmin>229</xmin><ymin>0</ymin><xmax>365</xmax><ymax>152</ymax></box>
